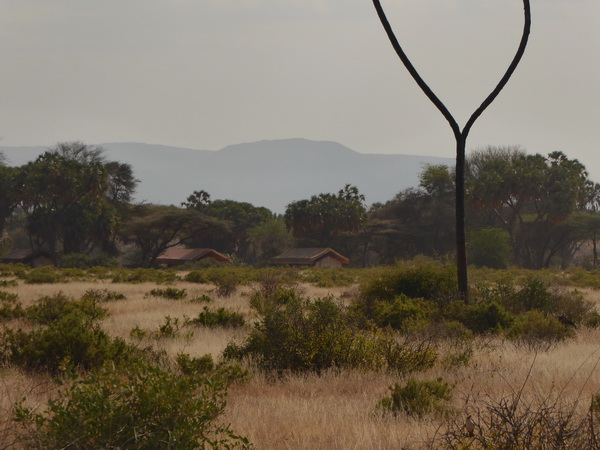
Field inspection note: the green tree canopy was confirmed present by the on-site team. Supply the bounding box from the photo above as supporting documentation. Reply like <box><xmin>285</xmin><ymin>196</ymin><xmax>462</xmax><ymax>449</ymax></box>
<box><xmin>17</xmin><ymin>142</ymin><xmax>137</xmax><ymax>262</ymax></box>
<box><xmin>284</xmin><ymin>184</ymin><xmax>367</xmax><ymax>247</ymax></box>
<box><xmin>119</xmin><ymin>204</ymin><xmax>229</xmax><ymax>267</ymax></box>
<box><xmin>183</xmin><ymin>191</ymin><xmax>273</xmax><ymax>261</ymax></box>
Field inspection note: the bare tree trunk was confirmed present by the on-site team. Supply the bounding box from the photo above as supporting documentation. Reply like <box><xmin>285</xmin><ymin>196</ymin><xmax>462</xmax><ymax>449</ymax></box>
<box><xmin>372</xmin><ymin>0</ymin><xmax>531</xmax><ymax>303</ymax></box>
<box><xmin>455</xmin><ymin>135</ymin><xmax>468</xmax><ymax>297</ymax></box>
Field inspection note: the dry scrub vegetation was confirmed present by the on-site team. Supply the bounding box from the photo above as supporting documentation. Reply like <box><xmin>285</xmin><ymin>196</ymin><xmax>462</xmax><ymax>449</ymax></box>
<box><xmin>2</xmin><ymin>263</ymin><xmax>600</xmax><ymax>448</ymax></box>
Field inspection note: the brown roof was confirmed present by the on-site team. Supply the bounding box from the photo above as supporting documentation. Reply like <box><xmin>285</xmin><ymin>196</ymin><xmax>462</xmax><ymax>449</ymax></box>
<box><xmin>271</xmin><ymin>248</ymin><xmax>349</xmax><ymax>265</ymax></box>
<box><xmin>2</xmin><ymin>248</ymin><xmax>34</xmax><ymax>262</ymax></box>
<box><xmin>155</xmin><ymin>248</ymin><xmax>232</xmax><ymax>264</ymax></box>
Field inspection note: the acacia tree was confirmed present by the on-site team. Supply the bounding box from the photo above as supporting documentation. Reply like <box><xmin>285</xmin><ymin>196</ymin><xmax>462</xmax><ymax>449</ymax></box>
<box><xmin>372</xmin><ymin>0</ymin><xmax>531</xmax><ymax>301</ymax></box>
<box><xmin>119</xmin><ymin>205</ymin><xmax>229</xmax><ymax>267</ymax></box>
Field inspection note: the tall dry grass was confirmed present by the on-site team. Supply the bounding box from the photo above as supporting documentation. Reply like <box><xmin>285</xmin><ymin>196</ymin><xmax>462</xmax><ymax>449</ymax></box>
<box><xmin>2</xmin><ymin>277</ymin><xmax>600</xmax><ymax>448</ymax></box>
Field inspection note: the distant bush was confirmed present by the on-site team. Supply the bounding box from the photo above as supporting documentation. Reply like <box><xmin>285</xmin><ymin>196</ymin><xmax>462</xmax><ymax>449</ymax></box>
<box><xmin>475</xmin><ymin>276</ymin><xmax>595</xmax><ymax>326</ymax></box>
<box><xmin>184</xmin><ymin>270</ymin><xmax>209</xmax><ymax>284</ymax></box>
<box><xmin>26</xmin><ymin>292</ymin><xmax>107</xmax><ymax>325</ymax></box>
<box><xmin>0</xmin><ymin>279</ymin><xmax>17</xmax><ymax>287</ymax></box>
<box><xmin>191</xmin><ymin>307</ymin><xmax>245</xmax><ymax>328</ymax></box>
<box><xmin>249</xmin><ymin>287</ymin><xmax>301</xmax><ymax>315</ymax></box>
<box><xmin>176</xmin><ymin>353</ymin><xmax>250</xmax><ymax>386</ymax></box>
<box><xmin>468</xmin><ymin>228</ymin><xmax>511</xmax><ymax>269</ymax></box>
<box><xmin>301</xmin><ymin>268</ymin><xmax>357</xmax><ymax>287</ymax></box>
<box><xmin>506</xmin><ymin>310</ymin><xmax>575</xmax><ymax>350</ymax></box>
<box><xmin>14</xmin><ymin>362</ymin><xmax>252</xmax><ymax>449</ymax></box>
<box><xmin>378</xmin><ymin>378</ymin><xmax>454</xmax><ymax>418</ymax></box>
<box><xmin>209</xmin><ymin>271</ymin><xmax>242</xmax><ymax>298</ymax></box>
<box><xmin>444</xmin><ymin>300</ymin><xmax>513</xmax><ymax>334</ymax></box>
<box><xmin>145</xmin><ymin>287</ymin><xmax>188</xmax><ymax>300</ymax></box>
<box><xmin>371</xmin><ymin>295</ymin><xmax>437</xmax><ymax>331</ymax></box>
<box><xmin>81</xmin><ymin>288</ymin><xmax>126</xmax><ymax>302</ymax></box>
<box><xmin>360</xmin><ymin>260</ymin><xmax>458</xmax><ymax>307</ymax></box>
<box><xmin>23</xmin><ymin>267</ymin><xmax>63</xmax><ymax>284</ymax></box>
<box><xmin>111</xmin><ymin>268</ymin><xmax>179</xmax><ymax>284</ymax></box>
<box><xmin>130</xmin><ymin>316</ymin><xmax>193</xmax><ymax>340</ymax></box>
<box><xmin>224</xmin><ymin>295</ymin><xmax>436</xmax><ymax>374</ymax></box>
<box><xmin>189</xmin><ymin>294</ymin><xmax>214</xmax><ymax>304</ymax></box>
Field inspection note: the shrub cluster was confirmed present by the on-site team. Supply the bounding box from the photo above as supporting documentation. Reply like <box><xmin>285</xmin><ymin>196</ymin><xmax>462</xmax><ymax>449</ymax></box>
<box><xmin>378</xmin><ymin>378</ymin><xmax>454</xmax><ymax>418</ymax></box>
<box><xmin>81</xmin><ymin>288</ymin><xmax>126</xmax><ymax>302</ymax></box>
<box><xmin>355</xmin><ymin>262</ymin><xmax>593</xmax><ymax>349</ymax></box>
<box><xmin>0</xmin><ymin>293</ymin><xmax>134</xmax><ymax>373</ymax></box>
<box><xmin>14</xmin><ymin>362</ymin><xmax>252</xmax><ymax>449</ymax></box>
<box><xmin>191</xmin><ymin>307</ymin><xmax>246</xmax><ymax>328</ymax></box>
<box><xmin>110</xmin><ymin>268</ymin><xmax>180</xmax><ymax>284</ymax></box>
<box><xmin>224</xmin><ymin>295</ymin><xmax>436</xmax><ymax>374</ymax></box>
<box><xmin>145</xmin><ymin>287</ymin><xmax>188</xmax><ymax>300</ymax></box>
<box><xmin>131</xmin><ymin>315</ymin><xmax>193</xmax><ymax>340</ymax></box>
<box><xmin>0</xmin><ymin>290</ymin><xmax>24</xmax><ymax>321</ymax></box>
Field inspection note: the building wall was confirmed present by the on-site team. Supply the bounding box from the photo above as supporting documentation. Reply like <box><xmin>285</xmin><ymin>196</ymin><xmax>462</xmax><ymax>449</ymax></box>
<box><xmin>314</xmin><ymin>255</ymin><xmax>343</xmax><ymax>268</ymax></box>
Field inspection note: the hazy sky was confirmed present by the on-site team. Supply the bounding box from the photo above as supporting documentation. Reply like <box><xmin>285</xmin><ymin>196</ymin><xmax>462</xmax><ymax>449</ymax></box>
<box><xmin>1</xmin><ymin>1</ymin><xmax>599</xmax><ymax>173</ymax></box>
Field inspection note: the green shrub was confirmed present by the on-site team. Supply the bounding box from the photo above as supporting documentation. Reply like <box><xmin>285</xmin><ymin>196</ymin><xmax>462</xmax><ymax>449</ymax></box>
<box><xmin>189</xmin><ymin>294</ymin><xmax>215</xmax><ymax>304</ymax></box>
<box><xmin>371</xmin><ymin>295</ymin><xmax>437</xmax><ymax>331</ymax></box>
<box><xmin>192</xmin><ymin>307</ymin><xmax>245</xmax><ymax>328</ymax></box>
<box><xmin>176</xmin><ymin>353</ymin><xmax>215</xmax><ymax>375</ymax></box>
<box><xmin>224</xmin><ymin>295</ymin><xmax>436</xmax><ymax>374</ymax></box>
<box><xmin>301</xmin><ymin>268</ymin><xmax>356</xmax><ymax>287</ymax></box>
<box><xmin>473</xmin><ymin>276</ymin><xmax>596</xmax><ymax>328</ymax></box>
<box><xmin>377</xmin><ymin>378</ymin><xmax>454</xmax><ymax>418</ymax></box>
<box><xmin>145</xmin><ymin>287</ymin><xmax>188</xmax><ymax>300</ymax></box>
<box><xmin>209</xmin><ymin>271</ymin><xmax>242</xmax><ymax>298</ymax></box>
<box><xmin>252</xmin><ymin>269</ymin><xmax>300</xmax><ymax>298</ymax></box>
<box><xmin>184</xmin><ymin>270</ymin><xmax>209</xmax><ymax>284</ymax></box>
<box><xmin>468</xmin><ymin>228</ymin><xmax>511</xmax><ymax>269</ymax></box>
<box><xmin>23</xmin><ymin>267</ymin><xmax>62</xmax><ymax>284</ymax></box>
<box><xmin>111</xmin><ymin>268</ymin><xmax>179</xmax><ymax>284</ymax></box>
<box><xmin>58</xmin><ymin>267</ymin><xmax>91</xmax><ymax>281</ymax></box>
<box><xmin>0</xmin><ymin>279</ymin><xmax>18</xmax><ymax>287</ymax></box>
<box><xmin>0</xmin><ymin>291</ymin><xmax>24</xmax><ymax>321</ymax></box>
<box><xmin>444</xmin><ymin>300</ymin><xmax>513</xmax><ymax>334</ymax></box>
<box><xmin>2</xmin><ymin>317</ymin><xmax>132</xmax><ymax>373</ymax></box>
<box><xmin>131</xmin><ymin>316</ymin><xmax>193</xmax><ymax>340</ymax></box>
<box><xmin>81</xmin><ymin>288</ymin><xmax>126</xmax><ymax>302</ymax></box>
<box><xmin>1</xmin><ymin>293</ymin><xmax>134</xmax><ymax>373</ymax></box>
<box><xmin>360</xmin><ymin>260</ymin><xmax>458</xmax><ymax>306</ymax></box>
<box><xmin>14</xmin><ymin>362</ymin><xmax>252</xmax><ymax>449</ymax></box>
<box><xmin>176</xmin><ymin>353</ymin><xmax>250</xmax><ymax>385</ymax></box>
<box><xmin>506</xmin><ymin>310</ymin><xmax>575</xmax><ymax>350</ymax></box>
<box><xmin>249</xmin><ymin>287</ymin><xmax>301</xmax><ymax>315</ymax></box>
<box><xmin>26</xmin><ymin>293</ymin><xmax>107</xmax><ymax>325</ymax></box>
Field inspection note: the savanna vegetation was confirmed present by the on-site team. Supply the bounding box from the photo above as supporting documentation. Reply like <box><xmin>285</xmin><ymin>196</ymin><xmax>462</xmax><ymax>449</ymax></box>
<box><xmin>0</xmin><ymin>262</ymin><xmax>600</xmax><ymax>448</ymax></box>
<box><xmin>3</xmin><ymin>142</ymin><xmax>600</xmax><ymax>272</ymax></box>
<box><xmin>3</xmin><ymin>143</ymin><xmax>600</xmax><ymax>447</ymax></box>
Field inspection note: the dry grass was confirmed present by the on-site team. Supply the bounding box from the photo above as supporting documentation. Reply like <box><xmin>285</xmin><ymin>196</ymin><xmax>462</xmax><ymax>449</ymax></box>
<box><xmin>2</xmin><ymin>277</ymin><xmax>600</xmax><ymax>448</ymax></box>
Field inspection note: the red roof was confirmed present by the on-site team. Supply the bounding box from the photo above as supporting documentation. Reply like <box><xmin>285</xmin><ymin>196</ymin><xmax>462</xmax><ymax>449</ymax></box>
<box><xmin>155</xmin><ymin>248</ymin><xmax>232</xmax><ymax>264</ymax></box>
<box><xmin>271</xmin><ymin>248</ymin><xmax>349</xmax><ymax>265</ymax></box>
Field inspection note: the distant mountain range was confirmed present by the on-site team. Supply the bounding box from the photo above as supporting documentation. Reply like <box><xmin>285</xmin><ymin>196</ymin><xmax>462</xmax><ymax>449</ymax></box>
<box><xmin>0</xmin><ymin>139</ymin><xmax>453</xmax><ymax>213</ymax></box>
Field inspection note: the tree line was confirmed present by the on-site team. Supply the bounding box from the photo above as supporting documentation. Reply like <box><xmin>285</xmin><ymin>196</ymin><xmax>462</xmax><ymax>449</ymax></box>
<box><xmin>0</xmin><ymin>142</ymin><xmax>598</xmax><ymax>269</ymax></box>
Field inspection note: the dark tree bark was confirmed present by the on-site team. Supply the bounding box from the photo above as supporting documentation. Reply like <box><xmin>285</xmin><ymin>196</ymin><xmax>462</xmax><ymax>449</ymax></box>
<box><xmin>372</xmin><ymin>0</ymin><xmax>531</xmax><ymax>302</ymax></box>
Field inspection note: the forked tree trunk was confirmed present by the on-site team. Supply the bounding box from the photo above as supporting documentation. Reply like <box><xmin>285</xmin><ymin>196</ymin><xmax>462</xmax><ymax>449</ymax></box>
<box><xmin>372</xmin><ymin>0</ymin><xmax>531</xmax><ymax>302</ymax></box>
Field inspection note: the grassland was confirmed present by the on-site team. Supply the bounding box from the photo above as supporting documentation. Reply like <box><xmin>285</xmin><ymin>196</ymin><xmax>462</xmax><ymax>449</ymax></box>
<box><xmin>2</xmin><ymin>265</ymin><xmax>600</xmax><ymax>448</ymax></box>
